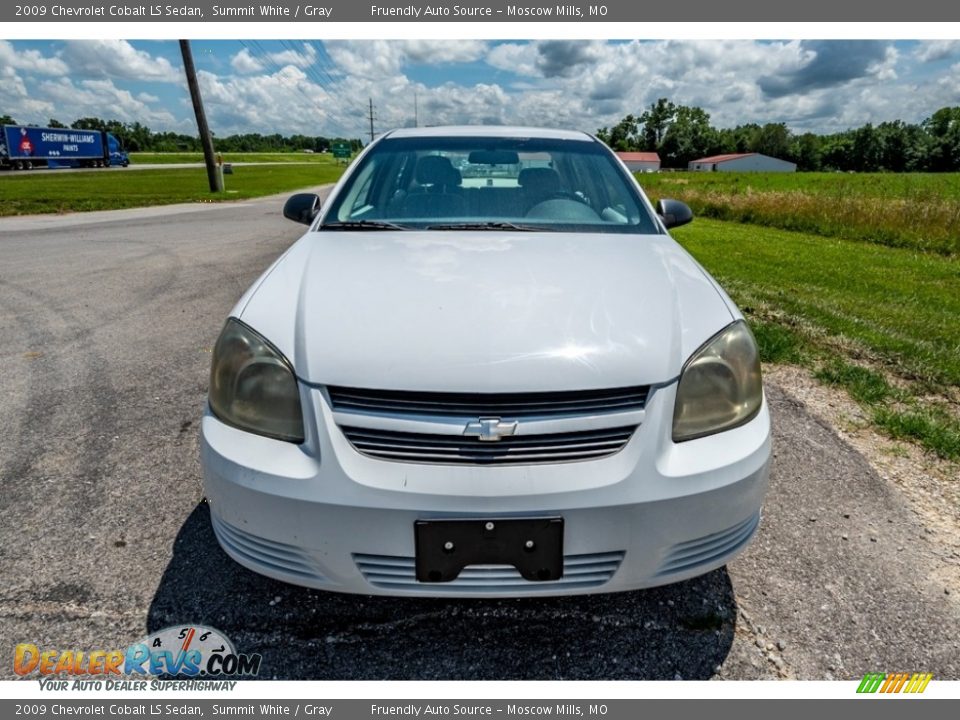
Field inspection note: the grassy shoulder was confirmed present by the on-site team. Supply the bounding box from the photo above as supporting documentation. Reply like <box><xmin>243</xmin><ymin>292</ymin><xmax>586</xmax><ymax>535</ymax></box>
<box><xmin>0</xmin><ymin>164</ymin><xmax>345</xmax><ymax>216</ymax></box>
<box><xmin>671</xmin><ymin>218</ymin><xmax>960</xmax><ymax>461</ymax></box>
<box><xmin>130</xmin><ymin>151</ymin><xmax>348</xmax><ymax>164</ymax></box>
<box><xmin>640</xmin><ymin>172</ymin><xmax>960</xmax><ymax>255</ymax></box>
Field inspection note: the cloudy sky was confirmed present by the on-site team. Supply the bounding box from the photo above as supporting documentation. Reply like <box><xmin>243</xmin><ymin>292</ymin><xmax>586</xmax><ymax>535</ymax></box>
<box><xmin>2</xmin><ymin>39</ymin><xmax>959</xmax><ymax>138</ymax></box>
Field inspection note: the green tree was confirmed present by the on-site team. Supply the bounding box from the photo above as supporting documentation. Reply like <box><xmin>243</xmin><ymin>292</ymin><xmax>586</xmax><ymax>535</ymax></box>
<box><xmin>924</xmin><ymin>106</ymin><xmax>960</xmax><ymax>171</ymax></box>
<box><xmin>639</xmin><ymin>98</ymin><xmax>676</xmax><ymax>150</ymax></box>
<box><xmin>659</xmin><ymin>105</ymin><xmax>718</xmax><ymax>167</ymax></box>
<box><xmin>0</xmin><ymin>114</ymin><xmax>16</xmax><ymax>125</ymax></box>
<box><xmin>751</xmin><ymin>123</ymin><xmax>792</xmax><ymax>159</ymax></box>
<box><xmin>71</xmin><ymin>117</ymin><xmax>108</xmax><ymax>132</ymax></box>
<box><xmin>852</xmin><ymin>124</ymin><xmax>882</xmax><ymax>171</ymax></box>
<box><xmin>604</xmin><ymin>114</ymin><xmax>640</xmax><ymax>151</ymax></box>
<box><xmin>716</xmin><ymin>124</ymin><xmax>759</xmax><ymax>154</ymax></box>
<box><xmin>821</xmin><ymin>135</ymin><xmax>854</xmax><ymax>171</ymax></box>
<box><xmin>47</xmin><ymin>118</ymin><xmax>68</xmax><ymax>128</ymax></box>
<box><xmin>791</xmin><ymin>133</ymin><xmax>822</xmax><ymax>171</ymax></box>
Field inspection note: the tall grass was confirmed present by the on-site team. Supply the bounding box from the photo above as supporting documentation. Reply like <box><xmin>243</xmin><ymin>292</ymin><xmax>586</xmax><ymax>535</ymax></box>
<box><xmin>640</xmin><ymin>172</ymin><xmax>960</xmax><ymax>255</ymax></box>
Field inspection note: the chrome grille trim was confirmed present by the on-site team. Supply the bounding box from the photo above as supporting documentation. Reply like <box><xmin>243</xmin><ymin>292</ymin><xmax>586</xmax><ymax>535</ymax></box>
<box><xmin>328</xmin><ymin>385</ymin><xmax>649</xmax><ymax>419</ymax></box>
<box><xmin>354</xmin><ymin>551</ymin><xmax>625</xmax><ymax>592</ymax></box>
<box><xmin>341</xmin><ymin>425</ymin><xmax>636</xmax><ymax>465</ymax></box>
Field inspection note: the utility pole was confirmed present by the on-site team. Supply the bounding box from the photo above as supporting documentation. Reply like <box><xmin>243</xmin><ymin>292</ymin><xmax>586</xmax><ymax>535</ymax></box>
<box><xmin>368</xmin><ymin>98</ymin><xmax>375</xmax><ymax>144</ymax></box>
<box><xmin>180</xmin><ymin>40</ymin><xmax>222</xmax><ymax>193</ymax></box>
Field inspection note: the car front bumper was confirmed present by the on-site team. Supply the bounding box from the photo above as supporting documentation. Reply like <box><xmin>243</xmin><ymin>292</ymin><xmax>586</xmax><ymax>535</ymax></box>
<box><xmin>200</xmin><ymin>383</ymin><xmax>771</xmax><ymax>597</ymax></box>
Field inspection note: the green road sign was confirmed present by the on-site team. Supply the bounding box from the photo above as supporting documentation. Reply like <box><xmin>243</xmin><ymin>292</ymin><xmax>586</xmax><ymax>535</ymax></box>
<box><xmin>331</xmin><ymin>142</ymin><xmax>351</xmax><ymax>159</ymax></box>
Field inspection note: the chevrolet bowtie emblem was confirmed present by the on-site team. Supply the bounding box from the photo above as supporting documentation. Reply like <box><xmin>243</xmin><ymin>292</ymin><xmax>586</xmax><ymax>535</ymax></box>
<box><xmin>463</xmin><ymin>417</ymin><xmax>518</xmax><ymax>442</ymax></box>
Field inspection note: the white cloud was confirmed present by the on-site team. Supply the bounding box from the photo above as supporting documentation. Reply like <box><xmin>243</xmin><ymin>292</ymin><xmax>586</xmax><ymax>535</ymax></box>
<box><xmin>267</xmin><ymin>43</ymin><xmax>317</xmax><ymax>69</ymax></box>
<box><xmin>915</xmin><ymin>40</ymin><xmax>960</xmax><ymax>63</ymax></box>
<box><xmin>486</xmin><ymin>43</ymin><xmax>541</xmax><ymax>77</ymax></box>
<box><xmin>33</xmin><ymin>77</ymin><xmax>178</xmax><ymax>127</ymax></box>
<box><xmin>325</xmin><ymin>40</ymin><xmax>487</xmax><ymax>80</ymax></box>
<box><xmin>393</xmin><ymin>40</ymin><xmax>488</xmax><ymax>64</ymax></box>
<box><xmin>0</xmin><ymin>65</ymin><xmax>56</xmax><ymax>120</ymax></box>
<box><xmin>195</xmin><ymin>66</ymin><xmax>346</xmax><ymax>136</ymax></box>
<box><xmin>59</xmin><ymin>40</ymin><xmax>180</xmax><ymax>83</ymax></box>
<box><xmin>325</xmin><ymin>40</ymin><xmax>410</xmax><ymax>79</ymax></box>
<box><xmin>230</xmin><ymin>48</ymin><xmax>263</xmax><ymax>74</ymax></box>
<box><xmin>2</xmin><ymin>40</ymin><xmax>958</xmax><ymax>139</ymax></box>
<box><xmin>0</xmin><ymin>40</ymin><xmax>68</xmax><ymax>76</ymax></box>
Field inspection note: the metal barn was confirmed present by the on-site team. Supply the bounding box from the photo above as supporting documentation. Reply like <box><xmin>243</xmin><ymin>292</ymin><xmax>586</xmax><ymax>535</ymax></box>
<box><xmin>616</xmin><ymin>152</ymin><xmax>661</xmax><ymax>172</ymax></box>
<box><xmin>688</xmin><ymin>153</ymin><xmax>796</xmax><ymax>172</ymax></box>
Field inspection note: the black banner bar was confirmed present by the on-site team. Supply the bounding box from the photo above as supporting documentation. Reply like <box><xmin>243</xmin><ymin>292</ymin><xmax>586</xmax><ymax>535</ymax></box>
<box><xmin>4</xmin><ymin>0</ymin><xmax>960</xmax><ymax>23</ymax></box>
<box><xmin>1</xmin><ymin>699</ymin><xmax>958</xmax><ymax>720</ymax></box>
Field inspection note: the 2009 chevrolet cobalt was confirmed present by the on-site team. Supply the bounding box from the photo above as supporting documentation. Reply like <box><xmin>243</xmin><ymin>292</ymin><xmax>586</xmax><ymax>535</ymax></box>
<box><xmin>200</xmin><ymin>126</ymin><xmax>771</xmax><ymax>596</ymax></box>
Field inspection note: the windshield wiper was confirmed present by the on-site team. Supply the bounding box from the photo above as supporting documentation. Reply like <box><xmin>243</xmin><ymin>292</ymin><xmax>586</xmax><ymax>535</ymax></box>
<box><xmin>425</xmin><ymin>221</ymin><xmax>542</xmax><ymax>232</ymax></box>
<box><xmin>319</xmin><ymin>220</ymin><xmax>408</xmax><ymax>231</ymax></box>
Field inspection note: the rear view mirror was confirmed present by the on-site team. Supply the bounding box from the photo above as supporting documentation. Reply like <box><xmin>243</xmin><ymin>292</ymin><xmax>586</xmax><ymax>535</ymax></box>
<box><xmin>283</xmin><ymin>193</ymin><xmax>321</xmax><ymax>225</ymax></box>
<box><xmin>468</xmin><ymin>149</ymin><xmax>520</xmax><ymax>165</ymax></box>
<box><xmin>656</xmin><ymin>199</ymin><xmax>693</xmax><ymax>229</ymax></box>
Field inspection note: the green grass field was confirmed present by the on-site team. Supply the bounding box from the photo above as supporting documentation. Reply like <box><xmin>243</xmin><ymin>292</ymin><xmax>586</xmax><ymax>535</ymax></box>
<box><xmin>639</xmin><ymin>171</ymin><xmax>960</xmax><ymax>255</ymax></box>
<box><xmin>671</xmin><ymin>218</ymin><xmax>960</xmax><ymax>460</ymax></box>
<box><xmin>130</xmin><ymin>152</ymin><xmax>347</xmax><ymax>164</ymax></box>
<box><xmin>0</xmin><ymin>164</ymin><xmax>345</xmax><ymax>216</ymax></box>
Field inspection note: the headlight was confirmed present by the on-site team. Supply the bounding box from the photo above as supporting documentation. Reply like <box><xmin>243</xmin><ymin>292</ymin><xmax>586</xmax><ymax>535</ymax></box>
<box><xmin>672</xmin><ymin>320</ymin><xmax>762</xmax><ymax>442</ymax></box>
<box><xmin>209</xmin><ymin>318</ymin><xmax>305</xmax><ymax>443</ymax></box>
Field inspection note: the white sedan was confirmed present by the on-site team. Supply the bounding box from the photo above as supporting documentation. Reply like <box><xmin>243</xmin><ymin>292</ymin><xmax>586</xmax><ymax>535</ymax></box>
<box><xmin>201</xmin><ymin>126</ymin><xmax>771</xmax><ymax>596</ymax></box>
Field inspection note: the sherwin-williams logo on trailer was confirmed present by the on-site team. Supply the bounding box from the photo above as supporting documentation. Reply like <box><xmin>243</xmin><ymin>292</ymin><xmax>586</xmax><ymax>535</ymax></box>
<box><xmin>857</xmin><ymin>672</ymin><xmax>933</xmax><ymax>694</ymax></box>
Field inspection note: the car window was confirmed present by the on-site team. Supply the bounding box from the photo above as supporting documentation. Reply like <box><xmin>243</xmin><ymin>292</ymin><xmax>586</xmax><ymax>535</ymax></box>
<box><xmin>323</xmin><ymin>135</ymin><xmax>661</xmax><ymax>234</ymax></box>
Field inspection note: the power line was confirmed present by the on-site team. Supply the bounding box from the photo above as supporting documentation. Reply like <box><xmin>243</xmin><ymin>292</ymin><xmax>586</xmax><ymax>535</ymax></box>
<box><xmin>274</xmin><ymin>40</ymin><xmax>368</xmax><ymax>133</ymax></box>
<box><xmin>239</xmin><ymin>40</ymin><xmax>356</xmax><ymax>140</ymax></box>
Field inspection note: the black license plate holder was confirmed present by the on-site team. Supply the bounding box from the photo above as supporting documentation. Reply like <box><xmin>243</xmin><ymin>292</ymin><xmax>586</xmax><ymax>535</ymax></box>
<box><xmin>415</xmin><ymin>517</ymin><xmax>563</xmax><ymax>583</ymax></box>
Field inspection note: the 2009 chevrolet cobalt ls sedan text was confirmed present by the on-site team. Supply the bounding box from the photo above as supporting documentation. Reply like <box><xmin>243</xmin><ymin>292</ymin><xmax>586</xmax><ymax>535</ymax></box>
<box><xmin>200</xmin><ymin>126</ymin><xmax>771</xmax><ymax>597</ymax></box>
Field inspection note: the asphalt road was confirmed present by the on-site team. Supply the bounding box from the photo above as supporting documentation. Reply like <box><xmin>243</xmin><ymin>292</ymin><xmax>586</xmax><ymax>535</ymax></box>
<box><xmin>1</xmin><ymin>193</ymin><xmax>957</xmax><ymax>681</ymax></box>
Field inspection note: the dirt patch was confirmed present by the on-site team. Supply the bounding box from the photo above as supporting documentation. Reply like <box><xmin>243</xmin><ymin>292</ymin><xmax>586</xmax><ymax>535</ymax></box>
<box><xmin>765</xmin><ymin>365</ymin><xmax>960</xmax><ymax>585</ymax></box>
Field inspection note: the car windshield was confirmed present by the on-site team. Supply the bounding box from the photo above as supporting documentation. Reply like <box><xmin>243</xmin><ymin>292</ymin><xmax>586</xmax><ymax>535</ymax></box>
<box><xmin>321</xmin><ymin>134</ymin><xmax>661</xmax><ymax>234</ymax></box>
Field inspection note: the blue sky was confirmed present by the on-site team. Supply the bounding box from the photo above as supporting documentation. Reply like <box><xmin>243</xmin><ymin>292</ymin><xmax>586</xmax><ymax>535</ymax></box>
<box><xmin>1</xmin><ymin>39</ymin><xmax>959</xmax><ymax>138</ymax></box>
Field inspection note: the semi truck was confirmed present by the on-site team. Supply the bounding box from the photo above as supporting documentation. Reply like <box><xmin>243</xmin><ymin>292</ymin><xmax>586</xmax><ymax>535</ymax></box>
<box><xmin>0</xmin><ymin>125</ymin><xmax>129</xmax><ymax>170</ymax></box>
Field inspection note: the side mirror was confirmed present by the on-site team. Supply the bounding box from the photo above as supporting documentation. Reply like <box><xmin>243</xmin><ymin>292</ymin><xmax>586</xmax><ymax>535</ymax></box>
<box><xmin>283</xmin><ymin>193</ymin><xmax>321</xmax><ymax>225</ymax></box>
<box><xmin>656</xmin><ymin>199</ymin><xmax>693</xmax><ymax>229</ymax></box>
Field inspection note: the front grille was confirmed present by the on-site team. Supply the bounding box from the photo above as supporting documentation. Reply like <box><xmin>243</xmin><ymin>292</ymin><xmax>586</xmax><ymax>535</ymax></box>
<box><xmin>328</xmin><ymin>385</ymin><xmax>649</xmax><ymax>419</ymax></box>
<box><xmin>354</xmin><ymin>551</ymin><xmax>625</xmax><ymax>593</ymax></box>
<box><xmin>341</xmin><ymin>425</ymin><xmax>636</xmax><ymax>465</ymax></box>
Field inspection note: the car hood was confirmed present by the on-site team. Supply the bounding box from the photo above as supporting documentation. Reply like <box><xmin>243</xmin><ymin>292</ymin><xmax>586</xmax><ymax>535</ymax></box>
<box><xmin>237</xmin><ymin>231</ymin><xmax>734</xmax><ymax>392</ymax></box>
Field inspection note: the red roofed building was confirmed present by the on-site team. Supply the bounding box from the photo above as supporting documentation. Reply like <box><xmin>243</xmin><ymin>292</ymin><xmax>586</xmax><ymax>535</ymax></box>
<box><xmin>616</xmin><ymin>152</ymin><xmax>661</xmax><ymax>173</ymax></box>
<box><xmin>689</xmin><ymin>152</ymin><xmax>796</xmax><ymax>172</ymax></box>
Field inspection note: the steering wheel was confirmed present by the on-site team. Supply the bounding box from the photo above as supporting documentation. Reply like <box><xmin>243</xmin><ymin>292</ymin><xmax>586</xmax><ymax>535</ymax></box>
<box><xmin>525</xmin><ymin>198</ymin><xmax>602</xmax><ymax>221</ymax></box>
<box><xmin>548</xmin><ymin>190</ymin><xmax>583</xmax><ymax>203</ymax></box>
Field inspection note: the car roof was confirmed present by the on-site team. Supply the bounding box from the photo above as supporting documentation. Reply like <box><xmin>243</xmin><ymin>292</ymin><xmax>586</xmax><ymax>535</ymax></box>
<box><xmin>384</xmin><ymin>126</ymin><xmax>595</xmax><ymax>142</ymax></box>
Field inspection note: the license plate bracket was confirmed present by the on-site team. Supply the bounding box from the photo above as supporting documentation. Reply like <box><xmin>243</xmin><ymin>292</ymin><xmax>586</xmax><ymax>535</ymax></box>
<box><xmin>415</xmin><ymin>517</ymin><xmax>563</xmax><ymax>583</ymax></box>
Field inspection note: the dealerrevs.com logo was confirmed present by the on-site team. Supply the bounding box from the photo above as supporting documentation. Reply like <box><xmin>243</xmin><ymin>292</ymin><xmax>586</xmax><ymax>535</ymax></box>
<box><xmin>15</xmin><ymin>625</ymin><xmax>261</xmax><ymax>687</ymax></box>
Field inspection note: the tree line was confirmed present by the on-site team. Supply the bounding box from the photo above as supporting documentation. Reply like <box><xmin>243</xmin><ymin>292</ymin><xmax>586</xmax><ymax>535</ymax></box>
<box><xmin>596</xmin><ymin>99</ymin><xmax>960</xmax><ymax>171</ymax></box>
<box><xmin>0</xmin><ymin>114</ymin><xmax>364</xmax><ymax>155</ymax></box>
